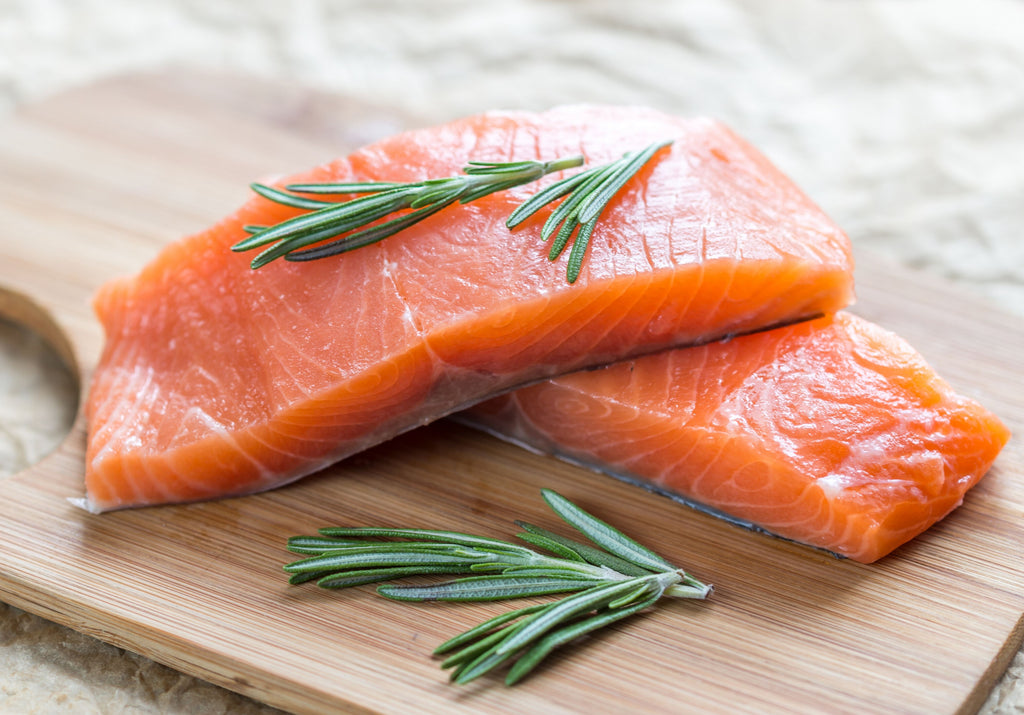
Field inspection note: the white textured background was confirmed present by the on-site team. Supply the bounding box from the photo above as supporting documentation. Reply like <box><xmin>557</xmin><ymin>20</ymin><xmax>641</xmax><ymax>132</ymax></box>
<box><xmin>1</xmin><ymin>0</ymin><xmax>1022</xmax><ymax>712</ymax></box>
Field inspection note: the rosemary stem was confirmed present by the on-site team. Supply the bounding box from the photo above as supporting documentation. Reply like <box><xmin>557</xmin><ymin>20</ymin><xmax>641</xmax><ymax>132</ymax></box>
<box><xmin>462</xmin><ymin>154</ymin><xmax>584</xmax><ymax>197</ymax></box>
<box><xmin>543</xmin><ymin>154</ymin><xmax>586</xmax><ymax>174</ymax></box>
<box><xmin>665</xmin><ymin>582</ymin><xmax>714</xmax><ymax>599</ymax></box>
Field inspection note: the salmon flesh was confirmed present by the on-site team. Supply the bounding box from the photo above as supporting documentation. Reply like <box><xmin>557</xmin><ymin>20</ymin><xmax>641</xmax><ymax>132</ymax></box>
<box><xmin>459</xmin><ymin>313</ymin><xmax>1010</xmax><ymax>562</ymax></box>
<box><xmin>85</xmin><ymin>106</ymin><xmax>855</xmax><ymax>511</ymax></box>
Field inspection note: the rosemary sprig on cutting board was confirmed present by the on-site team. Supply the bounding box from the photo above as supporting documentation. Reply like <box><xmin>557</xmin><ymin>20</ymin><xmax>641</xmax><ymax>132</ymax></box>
<box><xmin>285</xmin><ymin>488</ymin><xmax>711</xmax><ymax>685</ymax></box>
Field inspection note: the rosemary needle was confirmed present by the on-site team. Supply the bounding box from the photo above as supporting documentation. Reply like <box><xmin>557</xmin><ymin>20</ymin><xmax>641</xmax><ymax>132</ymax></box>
<box><xmin>285</xmin><ymin>488</ymin><xmax>711</xmax><ymax>685</ymax></box>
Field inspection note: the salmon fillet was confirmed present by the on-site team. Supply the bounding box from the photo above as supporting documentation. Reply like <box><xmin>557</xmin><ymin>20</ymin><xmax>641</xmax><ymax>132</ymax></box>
<box><xmin>85</xmin><ymin>106</ymin><xmax>854</xmax><ymax>512</ymax></box>
<box><xmin>459</xmin><ymin>312</ymin><xmax>1009</xmax><ymax>563</ymax></box>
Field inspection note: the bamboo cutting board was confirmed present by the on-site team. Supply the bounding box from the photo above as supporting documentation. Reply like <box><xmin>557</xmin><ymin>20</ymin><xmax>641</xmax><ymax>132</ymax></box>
<box><xmin>0</xmin><ymin>73</ymin><xmax>1022</xmax><ymax>715</ymax></box>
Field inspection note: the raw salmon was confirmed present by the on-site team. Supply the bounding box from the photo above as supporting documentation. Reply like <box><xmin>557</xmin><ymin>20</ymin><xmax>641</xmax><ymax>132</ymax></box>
<box><xmin>459</xmin><ymin>313</ymin><xmax>1009</xmax><ymax>562</ymax></box>
<box><xmin>84</xmin><ymin>105</ymin><xmax>854</xmax><ymax>512</ymax></box>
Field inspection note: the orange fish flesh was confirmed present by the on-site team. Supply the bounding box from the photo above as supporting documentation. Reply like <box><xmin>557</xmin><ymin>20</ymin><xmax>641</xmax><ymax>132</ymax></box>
<box><xmin>84</xmin><ymin>106</ymin><xmax>854</xmax><ymax>511</ymax></box>
<box><xmin>459</xmin><ymin>312</ymin><xmax>1010</xmax><ymax>563</ymax></box>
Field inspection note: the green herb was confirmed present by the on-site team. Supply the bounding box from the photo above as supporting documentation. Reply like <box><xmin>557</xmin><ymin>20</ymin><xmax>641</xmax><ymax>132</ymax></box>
<box><xmin>506</xmin><ymin>139</ymin><xmax>673</xmax><ymax>282</ymax></box>
<box><xmin>232</xmin><ymin>155</ymin><xmax>584</xmax><ymax>270</ymax></box>
<box><xmin>285</xmin><ymin>488</ymin><xmax>711</xmax><ymax>685</ymax></box>
<box><xmin>232</xmin><ymin>139</ymin><xmax>672</xmax><ymax>282</ymax></box>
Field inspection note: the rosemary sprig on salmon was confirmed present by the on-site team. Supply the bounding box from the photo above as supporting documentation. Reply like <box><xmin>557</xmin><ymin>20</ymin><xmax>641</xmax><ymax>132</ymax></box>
<box><xmin>507</xmin><ymin>139</ymin><xmax>673</xmax><ymax>282</ymax></box>
<box><xmin>232</xmin><ymin>139</ymin><xmax>672</xmax><ymax>282</ymax></box>
<box><xmin>285</xmin><ymin>489</ymin><xmax>711</xmax><ymax>685</ymax></box>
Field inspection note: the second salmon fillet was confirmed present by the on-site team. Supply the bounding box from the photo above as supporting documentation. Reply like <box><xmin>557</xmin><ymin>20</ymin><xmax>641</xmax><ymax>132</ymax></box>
<box><xmin>460</xmin><ymin>313</ymin><xmax>1009</xmax><ymax>563</ymax></box>
<box><xmin>85</xmin><ymin>105</ymin><xmax>853</xmax><ymax>511</ymax></box>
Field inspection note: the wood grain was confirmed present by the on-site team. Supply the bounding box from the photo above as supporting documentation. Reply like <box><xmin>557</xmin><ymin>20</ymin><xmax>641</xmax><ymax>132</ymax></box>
<box><xmin>0</xmin><ymin>73</ymin><xmax>1021</xmax><ymax>715</ymax></box>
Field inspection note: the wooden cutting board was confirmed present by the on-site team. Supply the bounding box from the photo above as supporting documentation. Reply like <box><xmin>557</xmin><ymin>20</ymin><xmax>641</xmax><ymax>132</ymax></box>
<box><xmin>0</xmin><ymin>73</ymin><xmax>1021</xmax><ymax>715</ymax></box>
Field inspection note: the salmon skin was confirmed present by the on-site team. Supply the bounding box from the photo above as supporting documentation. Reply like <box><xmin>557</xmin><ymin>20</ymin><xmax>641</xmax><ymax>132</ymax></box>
<box><xmin>458</xmin><ymin>313</ymin><xmax>1009</xmax><ymax>563</ymax></box>
<box><xmin>84</xmin><ymin>105</ymin><xmax>854</xmax><ymax>512</ymax></box>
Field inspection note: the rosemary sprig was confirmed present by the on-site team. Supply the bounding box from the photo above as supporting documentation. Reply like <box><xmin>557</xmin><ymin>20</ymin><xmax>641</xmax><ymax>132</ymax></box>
<box><xmin>232</xmin><ymin>139</ymin><xmax>672</xmax><ymax>282</ymax></box>
<box><xmin>232</xmin><ymin>155</ymin><xmax>583</xmax><ymax>269</ymax></box>
<box><xmin>285</xmin><ymin>488</ymin><xmax>711</xmax><ymax>685</ymax></box>
<box><xmin>506</xmin><ymin>139</ymin><xmax>673</xmax><ymax>282</ymax></box>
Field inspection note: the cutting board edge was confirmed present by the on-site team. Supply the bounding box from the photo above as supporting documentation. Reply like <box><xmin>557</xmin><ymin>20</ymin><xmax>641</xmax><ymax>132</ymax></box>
<box><xmin>0</xmin><ymin>283</ymin><xmax>84</xmax><ymax>385</ymax></box>
<box><xmin>0</xmin><ymin>561</ymin><xmax>368</xmax><ymax>715</ymax></box>
<box><xmin>966</xmin><ymin>613</ymin><xmax>1024</xmax><ymax>715</ymax></box>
